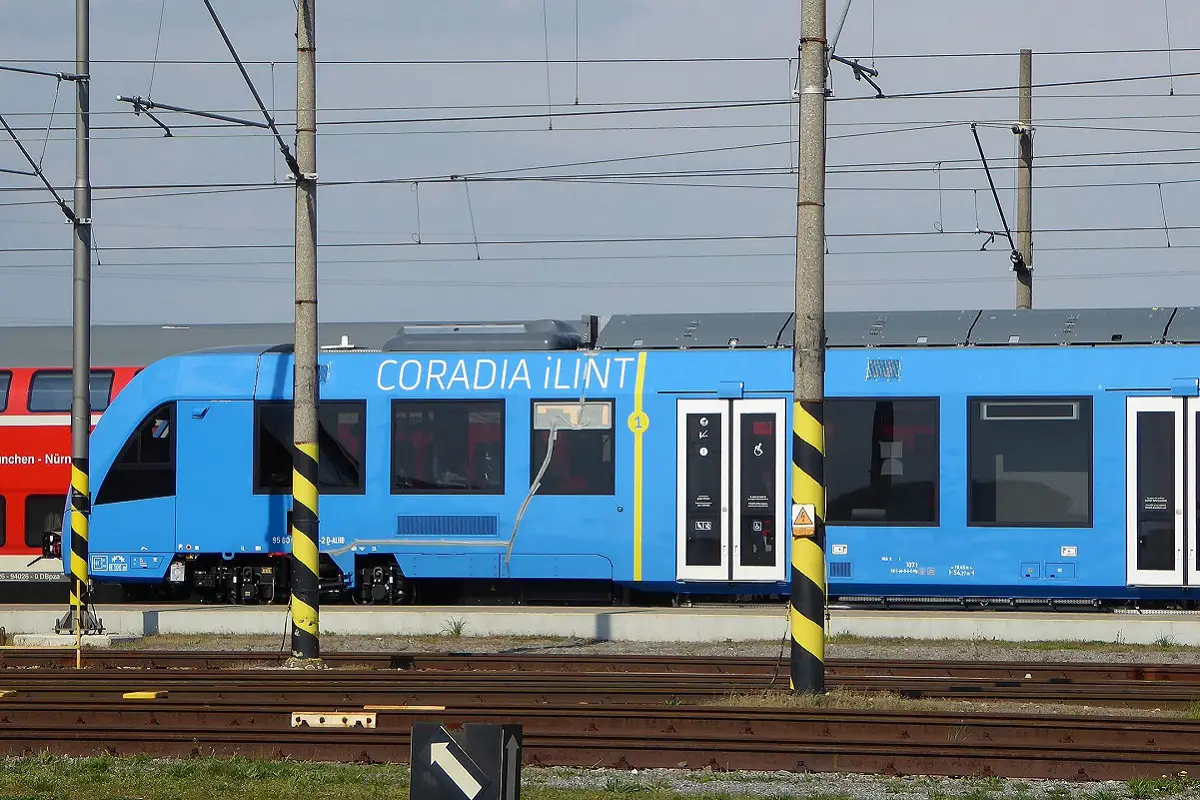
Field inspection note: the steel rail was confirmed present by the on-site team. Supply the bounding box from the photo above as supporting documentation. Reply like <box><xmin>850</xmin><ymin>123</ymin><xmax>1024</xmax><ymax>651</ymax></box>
<box><xmin>0</xmin><ymin>701</ymin><xmax>1197</xmax><ymax>779</ymax></box>
<box><xmin>3</xmin><ymin>649</ymin><xmax>1199</xmax><ymax>683</ymax></box>
<box><xmin>1</xmin><ymin>666</ymin><xmax>1200</xmax><ymax>709</ymax></box>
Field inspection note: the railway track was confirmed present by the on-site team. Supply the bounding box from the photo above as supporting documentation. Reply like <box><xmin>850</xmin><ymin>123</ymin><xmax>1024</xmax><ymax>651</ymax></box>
<box><xmin>0</xmin><ymin>700</ymin><xmax>1195</xmax><ymax>779</ymax></box>
<box><xmin>0</xmin><ymin>666</ymin><xmax>1197</xmax><ymax>709</ymax></box>
<box><xmin>2</xmin><ymin>647</ymin><xmax>1197</xmax><ymax>683</ymax></box>
<box><xmin>3</xmin><ymin>649</ymin><xmax>1200</xmax><ymax>779</ymax></box>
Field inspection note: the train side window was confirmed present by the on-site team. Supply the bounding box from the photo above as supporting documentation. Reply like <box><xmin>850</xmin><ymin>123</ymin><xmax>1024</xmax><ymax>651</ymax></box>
<box><xmin>95</xmin><ymin>403</ymin><xmax>175</xmax><ymax>506</ymax></box>
<box><xmin>0</xmin><ymin>371</ymin><xmax>9</xmax><ymax>412</ymax></box>
<box><xmin>825</xmin><ymin>398</ymin><xmax>939</xmax><ymax>526</ymax></box>
<box><xmin>253</xmin><ymin>400</ymin><xmax>366</xmax><ymax>495</ymax></box>
<box><xmin>529</xmin><ymin>400</ymin><xmax>615</xmax><ymax>495</ymax></box>
<box><xmin>25</xmin><ymin>495</ymin><xmax>63</xmax><ymax>548</ymax></box>
<box><xmin>968</xmin><ymin>397</ymin><xmax>1093</xmax><ymax>527</ymax></box>
<box><xmin>0</xmin><ymin>495</ymin><xmax>6</xmax><ymax>547</ymax></box>
<box><xmin>391</xmin><ymin>400</ymin><xmax>505</xmax><ymax>494</ymax></box>
<box><xmin>27</xmin><ymin>370</ymin><xmax>114</xmax><ymax>413</ymax></box>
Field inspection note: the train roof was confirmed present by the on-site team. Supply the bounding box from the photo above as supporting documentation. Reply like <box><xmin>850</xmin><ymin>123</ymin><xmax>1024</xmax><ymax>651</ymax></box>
<box><xmin>4</xmin><ymin>306</ymin><xmax>1200</xmax><ymax>367</ymax></box>
<box><xmin>0</xmin><ymin>321</ymin><xmax>402</xmax><ymax>368</ymax></box>
<box><xmin>597</xmin><ymin>306</ymin><xmax>1197</xmax><ymax>349</ymax></box>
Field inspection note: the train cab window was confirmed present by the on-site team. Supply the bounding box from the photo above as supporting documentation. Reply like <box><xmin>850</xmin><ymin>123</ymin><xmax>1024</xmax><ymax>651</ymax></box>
<box><xmin>530</xmin><ymin>400</ymin><xmax>614</xmax><ymax>495</ymax></box>
<box><xmin>968</xmin><ymin>397</ymin><xmax>1093</xmax><ymax>527</ymax></box>
<box><xmin>0</xmin><ymin>371</ymin><xmax>9</xmax><ymax>412</ymax></box>
<box><xmin>253</xmin><ymin>401</ymin><xmax>366</xmax><ymax>495</ymax></box>
<box><xmin>0</xmin><ymin>496</ymin><xmax>6</xmax><ymax>547</ymax></box>
<box><xmin>391</xmin><ymin>400</ymin><xmax>505</xmax><ymax>494</ymax></box>
<box><xmin>25</xmin><ymin>495</ymin><xmax>64</xmax><ymax>548</ymax></box>
<box><xmin>95</xmin><ymin>403</ymin><xmax>175</xmax><ymax>506</ymax></box>
<box><xmin>824</xmin><ymin>398</ymin><xmax>939</xmax><ymax>525</ymax></box>
<box><xmin>27</xmin><ymin>370</ymin><xmax>114</xmax><ymax>413</ymax></box>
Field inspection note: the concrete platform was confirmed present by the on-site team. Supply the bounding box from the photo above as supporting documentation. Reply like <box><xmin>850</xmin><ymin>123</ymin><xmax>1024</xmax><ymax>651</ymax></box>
<box><xmin>4</xmin><ymin>604</ymin><xmax>1200</xmax><ymax>645</ymax></box>
<box><xmin>8</xmin><ymin>634</ymin><xmax>141</xmax><ymax>648</ymax></box>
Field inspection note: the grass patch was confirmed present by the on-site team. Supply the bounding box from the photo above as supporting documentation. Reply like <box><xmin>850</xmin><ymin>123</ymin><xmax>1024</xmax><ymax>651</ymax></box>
<box><xmin>0</xmin><ymin>754</ymin><xmax>882</xmax><ymax>800</ymax></box>
<box><xmin>699</xmin><ymin>687</ymin><xmax>1197</xmax><ymax>719</ymax></box>
<box><xmin>100</xmin><ymin>631</ymin><xmax>1200</xmax><ymax>663</ymax></box>
<box><xmin>827</xmin><ymin>633</ymin><xmax>1200</xmax><ymax>653</ymax></box>
<box><xmin>108</xmin><ymin>632</ymin><xmax>597</xmax><ymax>653</ymax></box>
<box><xmin>830</xmin><ymin>633</ymin><xmax>1200</xmax><ymax>652</ymax></box>
<box><xmin>1126</xmin><ymin>774</ymin><xmax>1199</xmax><ymax>799</ymax></box>
<box><xmin>0</xmin><ymin>754</ymin><xmax>410</xmax><ymax>800</ymax></box>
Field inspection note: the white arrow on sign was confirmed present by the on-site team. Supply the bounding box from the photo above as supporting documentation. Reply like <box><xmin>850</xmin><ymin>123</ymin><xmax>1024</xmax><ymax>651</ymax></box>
<box><xmin>504</xmin><ymin>734</ymin><xmax>520</xmax><ymax>799</ymax></box>
<box><xmin>431</xmin><ymin>741</ymin><xmax>483</xmax><ymax>800</ymax></box>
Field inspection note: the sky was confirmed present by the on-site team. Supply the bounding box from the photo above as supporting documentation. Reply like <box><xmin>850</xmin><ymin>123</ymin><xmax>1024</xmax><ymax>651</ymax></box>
<box><xmin>2</xmin><ymin>0</ymin><xmax>1200</xmax><ymax>326</ymax></box>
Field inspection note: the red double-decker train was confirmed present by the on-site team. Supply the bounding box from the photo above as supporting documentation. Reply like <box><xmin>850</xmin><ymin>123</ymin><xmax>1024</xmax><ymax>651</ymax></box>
<box><xmin>0</xmin><ymin>363</ymin><xmax>139</xmax><ymax>583</ymax></box>
<box><xmin>0</xmin><ymin>321</ymin><xmax>394</xmax><ymax>590</ymax></box>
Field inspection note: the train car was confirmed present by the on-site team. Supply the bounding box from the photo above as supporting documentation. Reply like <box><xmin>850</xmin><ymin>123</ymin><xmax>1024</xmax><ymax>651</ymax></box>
<box><xmin>59</xmin><ymin>306</ymin><xmax>1200</xmax><ymax>609</ymax></box>
<box><xmin>60</xmin><ymin>313</ymin><xmax>794</xmax><ymax>605</ymax></box>
<box><xmin>0</xmin><ymin>363</ymin><xmax>136</xmax><ymax>582</ymax></box>
<box><xmin>0</xmin><ymin>321</ymin><xmax>401</xmax><ymax>586</ymax></box>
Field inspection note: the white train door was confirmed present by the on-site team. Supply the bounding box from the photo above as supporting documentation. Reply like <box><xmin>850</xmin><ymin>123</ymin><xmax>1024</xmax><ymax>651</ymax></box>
<box><xmin>1126</xmin><ymin>396</ymin><xmax>1186</xmax><ymax>586</ymax></box>
<box><xmin>675</xmin><ymin>397</ymin><xmax>787</xmax><ymax>583</ymax></box>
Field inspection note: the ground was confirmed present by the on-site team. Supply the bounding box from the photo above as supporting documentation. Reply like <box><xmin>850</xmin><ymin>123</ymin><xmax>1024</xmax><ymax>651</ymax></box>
<box><xmin>109</xmin><ymin>630</ymin><xmax>1200</xmax><ymax>665</ymax></box>
<box><xmin>1</xmin><ymin>756</ymin><xmax>1195</xmax><ymax>800</ymax></box>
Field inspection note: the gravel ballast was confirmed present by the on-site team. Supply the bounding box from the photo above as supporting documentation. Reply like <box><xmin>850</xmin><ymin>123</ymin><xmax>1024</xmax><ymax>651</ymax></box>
<box><xmin>102</xmin><ymin>630</ymin><xmax>1200</xmax><ymax>664</ymax></box>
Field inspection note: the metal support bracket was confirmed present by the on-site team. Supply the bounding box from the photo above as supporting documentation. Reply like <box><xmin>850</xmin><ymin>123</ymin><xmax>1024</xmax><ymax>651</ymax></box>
<box><xmin>53</xmin><ymin>604</ymin><xmax>105</xmax><ymax>636</ymax></box>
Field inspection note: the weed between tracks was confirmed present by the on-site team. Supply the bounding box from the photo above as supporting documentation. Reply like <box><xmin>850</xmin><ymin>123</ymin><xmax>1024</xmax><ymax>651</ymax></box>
<box><xmin>105</xmin><ymin>632</ymin><xmax>1200</xmax><ymax>667</ymax></box>
<box><xmin>701</xmin><ymin>687</ymin><xmax>1200</xmax><ymax>719</ymax></box>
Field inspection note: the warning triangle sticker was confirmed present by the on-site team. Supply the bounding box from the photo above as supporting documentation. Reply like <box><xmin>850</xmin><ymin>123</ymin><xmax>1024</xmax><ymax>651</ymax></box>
<box><xmin>794</xmin><ymin>506</ymin><xmax>812</xmax><ymax>526</ymax></box>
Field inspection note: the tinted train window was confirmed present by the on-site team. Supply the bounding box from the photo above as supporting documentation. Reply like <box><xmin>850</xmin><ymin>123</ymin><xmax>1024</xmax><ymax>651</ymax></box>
<box><xmin>25</xmin><ymin>495</ymin><xmax>64</xmax><ymax>548</ymax></box>
<box><xmin>0</xmin><ymin>495</ymin><xmax>6</xmax><ymax>547</ymax></box>
<box><xmin>968</xmin><ymin>397</ymin><xmax>1092</xmax><ymax>527</ymax></box>
<box><xmin>96</xmin><ymin>403</ymin><xmax>175</xmax><ymax>506</ymax></box>
<box><xmin>0</xmin><ymin>371</ymin><xmax>9</xmax><ymax>412</ymax></box>
<box><xmin>28</xmin><ymin>370</ymin><xmax>114</xmax><ymax>413</ymax></box>
<box><xmin>254</xmin><ymin>401</ymin><xmax>366</xmax><ymax>494</ymax></box>
<box><xmin>530</xmin><ymin>400</ymin><xmax>615</xmax><ymax>495</ymax></box>
<box><xmin>392</xmin><ymin>400</ymin><xmax>505</xmax><ymax>494</ymax></box>
<box><xmin>825</xmin><ymin>398</ymin><xmax>939</xmax><ymax>525</ymax></box>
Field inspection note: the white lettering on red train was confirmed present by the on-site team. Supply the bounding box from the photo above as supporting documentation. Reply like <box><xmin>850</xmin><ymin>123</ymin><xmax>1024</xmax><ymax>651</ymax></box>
<box><xmin>0</xmin><ymin>453</ymin><xmax>68</xmax><ymax>467</ymax></box>
<box><xmin>377</xmin><ymin>356</ymin><xmax>635</xmax><ymax>394</ymax></box>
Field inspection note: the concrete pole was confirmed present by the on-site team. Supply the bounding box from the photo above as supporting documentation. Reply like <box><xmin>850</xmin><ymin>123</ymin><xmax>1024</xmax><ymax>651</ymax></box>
<box><xmin>1016</xmin><ymin>49</ymin><xmax>1033</xmax><ymax>309</ymax></box>
<box><xmin>289</xmin><ymin>0</ymin><xmax>321</xmax><ymax>662</ymax></box>
<box><xmin>68</xmin><ymin>0</ymin><xmax>93</xmax><ymax>660</ymax></box>
<box><xmin>790</xmin><ymin>0</ymin><xmax>827</xmax><ymax>694</ymax></box>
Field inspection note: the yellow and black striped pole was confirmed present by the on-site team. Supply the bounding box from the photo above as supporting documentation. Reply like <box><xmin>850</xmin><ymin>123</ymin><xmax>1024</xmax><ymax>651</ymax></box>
<box><xmin>790</xmin><ymin>405</ymin><xmax>825</xmax><ymax>693</ymax></box>
<box><xmin>289</xmin><ymin>0</ymin><xmax>320</xmax><ymax>663</ymax></box>
<box><xmin>68</xmin><ymin>460</ymin><xmax>89</xmax><ymax>607</ymax></box>
<box><xmin>290</xmin><ymin>443</ymin><xmax>320</xmax><ymax>660</ymax></box>
<box><xmin>69</xmin><ymin>458</ymin><xmax>90</xmax><ymax>664</ymax></box>
<box><xmin>791</xmin><ymin>0</ymin><xmax>828</xmax><ymax>694</ymax></box>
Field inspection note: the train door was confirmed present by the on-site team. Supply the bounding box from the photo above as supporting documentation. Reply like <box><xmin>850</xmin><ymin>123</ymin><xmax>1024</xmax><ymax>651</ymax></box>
<box><xmin>1125</xmin><ymin>396</ymin><xmax>1189</xmax><ymax>586</ymax></box>
<box><xmin>675</xmin><ymin>397</ymin><xmax>787</xmax><ymax>583</ymax></box>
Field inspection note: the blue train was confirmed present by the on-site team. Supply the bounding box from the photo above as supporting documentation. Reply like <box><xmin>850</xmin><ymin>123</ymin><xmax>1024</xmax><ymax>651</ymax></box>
<box><xmin>58</xmin><ymin>306</ymin><xmax>1200</xmax><ymax>608</ymax></box>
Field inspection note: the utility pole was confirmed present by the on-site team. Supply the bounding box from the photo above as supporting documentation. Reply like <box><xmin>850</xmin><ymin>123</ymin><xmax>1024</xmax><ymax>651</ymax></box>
<box><xmin>790</xmin><ymin>0</ymin><xmax>827</xmax><ymax>695</ymax></box>
<box><xmin>65</xmin><ymin>0</ymin><xmax>95</xmax><ymax>664</ymax></box>
<box><xmin>1015</xmin><ymin>48</ymin><xmax>1033</xmax><ymax>309</ymax></box>
<box><xmin>289</xmin><ymin>0</ymin><xmax>322</xmax><ymax>663</ymax></box>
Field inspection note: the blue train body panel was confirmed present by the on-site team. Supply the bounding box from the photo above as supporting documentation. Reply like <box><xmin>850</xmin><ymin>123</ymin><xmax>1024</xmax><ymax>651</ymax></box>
<box><xmin>61</xmin><ymin>308</ymin><xmax>1200</xmax><ymax>606</ymax></box>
